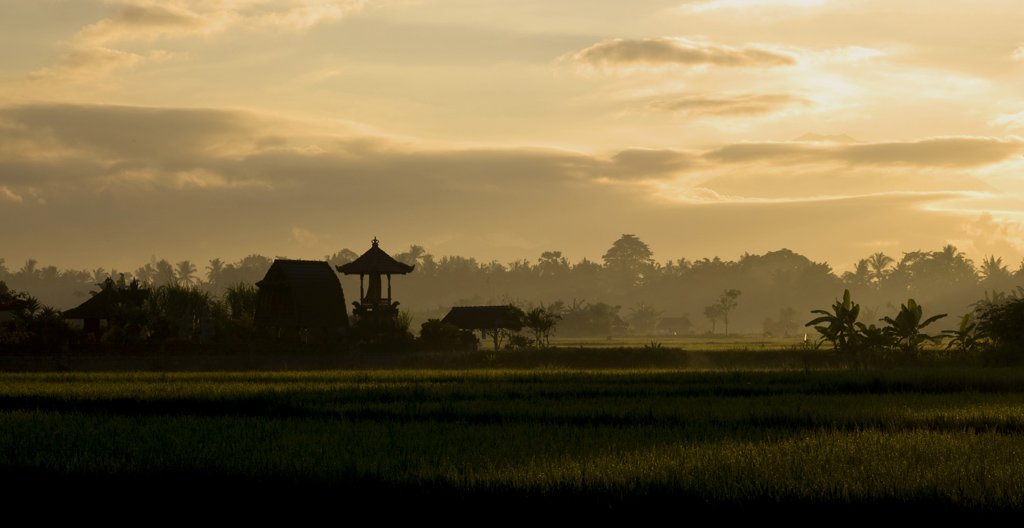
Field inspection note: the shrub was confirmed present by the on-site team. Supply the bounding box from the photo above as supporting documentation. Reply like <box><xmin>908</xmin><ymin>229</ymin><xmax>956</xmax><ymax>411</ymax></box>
<box><xmin>418</xmin><ymin>319</ymin><xmax>462</xmax><ymax>351</ymax></box>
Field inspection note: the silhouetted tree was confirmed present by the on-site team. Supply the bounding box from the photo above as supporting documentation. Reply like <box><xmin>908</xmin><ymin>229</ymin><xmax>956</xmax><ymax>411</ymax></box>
<box><xmin>628</xmin><ymin>302</ymin><xmax>662</xmax><ymax>335</ymax></box>
<box><xmin>175</xmin><ymin>260</ymin><xmax>198</xmax><ymax>285</ymax></box>
<box><xmin>719</xmin><ymin>289</ymin><xmax>741</xmax><ymax>335</ymax></box>
<box><xmin>206</xmin><ymin>258</ymin><xmax>225</xmax><ymax>288</ymax></box>
<box><xmin>704</xmin><ymin>304</ymin><xmax>724</xmax><ymax>334</ymax></box>
<box><xmin>134</xmin><ymin>262</ymin><xmax>156</xmax><ymax>284</ymax></box>
<box><xmin>603</xmin><ymin>234</ymin><xmax>654</xmax><ymax>288</ymax></box>
<box><xmin>867</xmin><ymin>252</ymin><xmax>894</xmax><ymax>285</ymax></box>
<box><xmin>523</xmin><ymin>306</ymin><xmax>561</xmax><ymax>347</ymax></box>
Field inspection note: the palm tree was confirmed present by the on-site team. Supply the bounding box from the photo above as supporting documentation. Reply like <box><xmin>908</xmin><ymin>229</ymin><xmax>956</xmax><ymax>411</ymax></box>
<box><xmin>176</xmin><ymin>260</ymin><xmax>198</xmax><ymax>285</ymax></box>
<box><xmin>867</xmin><ymin>252</ymin><xmax>894</xmax><ymax>285</ymax></box>
<box><xmin>155</xmin><ymin>259</ymin><xmax>176</xmax><ymax>286</ymax></box>
<box><xmin>90</xmin><ymin>267</ymin><xmax>108</xmax><ymax>285</ymax></box>
<box><xmin>18</xmin><ymin>259</ymin><xmax>39</xmax><ymax>280</ymax></box>
<box><xmin>842</xmin><ymin>259</ymin><xmax>871</xmax><ymax>287</ymax></box>
<box><xmin>206</xmin><ymin>258</ymin><xmax>224</xmax><ymax>288</ymax></box>
<box><xmin>134</xmin><ymin>263</ymin><xmax>156</xmax><ymax>284</ymax></box>
<box><xmin>979</xmin><ymin>255</ymin><xmax>1011</xmax><ymax>283</ymax></box>
<box><xmin>39</xmin><ymin>266</ymin><xmax>61</xmax><ymax>282</ymax></box>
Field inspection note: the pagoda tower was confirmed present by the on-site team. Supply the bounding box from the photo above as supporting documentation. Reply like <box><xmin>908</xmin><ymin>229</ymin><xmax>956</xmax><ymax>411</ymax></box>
<box><xmin>336</xmin><ymin>237</ymin><xmax>415</xmax><ymax>327</ymax></box>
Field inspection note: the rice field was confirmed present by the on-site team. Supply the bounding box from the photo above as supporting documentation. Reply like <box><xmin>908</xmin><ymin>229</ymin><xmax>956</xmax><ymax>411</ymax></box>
<box><xmin>537</xmin><ymin>335</ymin><xmax>806</xmax><ymax>350</ymax></box>
<box><xmin>4</xmin><ymin>368</ymin><xmax>1024</xmax><ymax>512</ymax></box>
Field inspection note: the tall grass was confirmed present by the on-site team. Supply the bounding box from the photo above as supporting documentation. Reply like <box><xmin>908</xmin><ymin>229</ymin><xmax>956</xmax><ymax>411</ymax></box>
<box><xmin>4</xmin><ymin>368</ymin><xmax>1024</xmax><ymax>511</ymax></box>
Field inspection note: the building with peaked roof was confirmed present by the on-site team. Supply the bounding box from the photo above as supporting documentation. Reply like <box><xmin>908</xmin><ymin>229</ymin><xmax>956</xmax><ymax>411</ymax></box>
<box><xmin>62</xmin><ymin>278</ymin><xmax>149</xmax><ymax>338</ymax></box>
<box><xmin>254</xmin><ymin>259</ymin><xmax>349</xmax><ymax>344</ymax></box>
<box><xmin>442</xmin><ymin>305</ymin><xmax>524</xmax><ymax>350</ymax></box>
<box><xmin>336</xmin><ymin>238</ymin><xmax>414</xmax><ymax>328</ymax></box>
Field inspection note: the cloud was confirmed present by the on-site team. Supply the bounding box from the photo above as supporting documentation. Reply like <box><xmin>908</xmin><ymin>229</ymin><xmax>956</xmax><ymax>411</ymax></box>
<box><xmin>705</xmin><ymin>136</ymin><xmax>1024</xmax><ymax>168</ymax></box>
<box><xmin>3</xmin><ymin>102</ymin><xmax>1023</xmax><ymax>276</ymax></box>
<box><xmin>77</xmin><ymin>0</ymin><xmax>367</xmax><ymax>45</ymax></box>
<box><xmin>31</xmin><ymin>1</ymin><xmax>368</xmax><ymax>84</ymax></box>
<box><xmin>0</xmin><ymin>186</ymin><xmax>22</xmax><ymax>203</ymax></box>
<box><xmin>990</xmin><ymin>112</ymin><xmax>1024</xmax><ymax>131</ymax></box>
<box><xmin>28</xmin><ymin>47</ymin><xmax>150</xmax><ymax>83</ymax></box>
<box><xmin>961</xmin><ymin>212</ymin><xmax>1024</xmax><ymax>256</ymax></box>
<box><xmin>644</xmin><ymin>93</ymin><xmax>810</xmax><ymax>116</ymax></box>
<box><xmin>670</xmin><ymin>0</ymin><xmax>835</xmax><ymax>21</ymax></box>
<box><xmin>606</xmin><ymin>148</ymin><xmax>698</xmax><ymax>179</ymax></box>
<box><xmin>77</xmin><ymin>3</ymin><xmax>211</xmax><ymax>45</ymax></box>
<box><xmin>1013</xmin><ymin>44</ymin><xmax>1024</xmax><ymax>62</ymax></box>
<box><xmin>570</xmin><ymin>37</ymin><xmax>797</xmax><ymax>73</ymax></box>
<box><xmin>291</xmin><ymin>227</ymin><xmax>321</xmax><ymax>247</ymax></box>
<box><xmin>0</xmin><ymin>104</ymin><xmax>266</xmax><ymax>164</ymax></box>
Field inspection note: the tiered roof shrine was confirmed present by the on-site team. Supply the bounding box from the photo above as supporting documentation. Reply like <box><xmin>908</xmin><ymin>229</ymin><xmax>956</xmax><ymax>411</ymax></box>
<box><xmin>336</xmin><ymin>238</ymin><xmax>414</xmax><ymax>325</ymax></box>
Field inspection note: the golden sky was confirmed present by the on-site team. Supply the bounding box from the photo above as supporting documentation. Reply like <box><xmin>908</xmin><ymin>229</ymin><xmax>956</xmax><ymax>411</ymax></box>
<box><xmin>1</xmin><ymin>0</ymin><xmax>1023</xmax><ymax>272</ymax></box>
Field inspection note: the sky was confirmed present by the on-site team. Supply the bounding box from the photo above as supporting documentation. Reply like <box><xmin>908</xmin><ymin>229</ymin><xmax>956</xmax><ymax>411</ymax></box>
<box><xmin>1</xmin><ymin>0</ymin><xmax>1023</xmax><ymax>274</ymax></box>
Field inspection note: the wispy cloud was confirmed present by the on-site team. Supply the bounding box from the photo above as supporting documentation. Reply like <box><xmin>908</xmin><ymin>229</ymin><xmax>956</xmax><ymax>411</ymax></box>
<box><xmin>661</xmin><ymin>187</ymin><xmax>985</xmax><ymax>206</ymax></box>
<box><xmin>28</xmin><ymin>47</ymin><xmax>179</xmax><ymax>84</ymax></box>
<box><xmin>705</xmin><ymin>136</ymin><xmax>1024</xmax><ymax>168</ymax></box>
<box><xmin>670</xmin><ymin>0</ymin><xmax>837</xmax><ymax>22</ymax></box>
<box><xmin>990</xmin><ymin>111</ymin><xmax>1024</xmax><ymax>131</ymax></box>
<box><xmin>605</xmin><ymin>148</ymin><xmax>698</xmax><ymax>179</ymax></box>
<box><xmin>0</xmin><ymin>186</ymin><xmax>23</xmax><ymax>203</ymax></box>
<box><xmin>78</xmin><ymin>0</ymin><xmax>368</xmax><ymax>44</ymax></box>
<box><xmin>644</xmin><ymin>93</ymin><xmax>811</xmax><ymax>117</ymax></box>
<box><xmin>1013</xmin><ymin>44</ymin><xmax>1024</xmax><ymax>62</ymax></box>
<box><xmin>31</xmin><ymin>0</ymin><xmax>369</xmax><ymax>84</ymax></box>
<box><xmin>570</xmin><ymin>37</ymin><xmax>797</xmax><ymax>73</ymax></box>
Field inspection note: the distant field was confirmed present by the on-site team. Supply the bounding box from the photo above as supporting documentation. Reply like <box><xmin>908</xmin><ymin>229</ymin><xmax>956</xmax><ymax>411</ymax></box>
<box><xmin>546</xmin><ymin>335</ymin><xmax>806</xmax><ymax>350</ymax></box>
<box><xmin>4</xmin><ymin>368</ymin><xmax>1024</xmax><ymax>512</ymax></box>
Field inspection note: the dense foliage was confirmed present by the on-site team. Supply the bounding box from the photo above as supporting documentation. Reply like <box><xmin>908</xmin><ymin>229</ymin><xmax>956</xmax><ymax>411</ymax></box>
<box><xmin>3</xmin><ymin>237</ymin><xmax>1023</xmax><ymax>337</ymax></box>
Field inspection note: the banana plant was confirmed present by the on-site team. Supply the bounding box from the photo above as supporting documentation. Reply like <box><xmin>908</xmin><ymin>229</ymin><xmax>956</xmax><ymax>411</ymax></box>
<box><xmin>881</xmin><ymin>299</ymin><xmax>946</xmax><ymax>358</ymax></box>
<box><xmin>806</xmin><ymin>289</ymin><xmax>861</xmax><ymax>354</ymax></box>
<box><xmin>941</xmin><ymin>314</ymin><xmax>980</xmax><ymax>357</ymax></box>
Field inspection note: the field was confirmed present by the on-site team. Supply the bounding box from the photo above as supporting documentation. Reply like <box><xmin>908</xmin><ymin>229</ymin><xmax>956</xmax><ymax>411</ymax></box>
<box><xmin>4</xmin><ymin>365</ymin><xmax>1024</xmax><ymax>513</ymax></box>
<box><xmin>548</xmin><ymin>335</ymin><xmax>806</xmax><ymax>350</ymax></box>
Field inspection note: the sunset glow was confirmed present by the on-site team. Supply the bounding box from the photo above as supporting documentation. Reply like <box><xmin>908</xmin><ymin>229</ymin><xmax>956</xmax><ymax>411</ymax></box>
<box><xmin>2</xmin><ymin>0</ymin><xmax>1023</xmax><ymax>272</ymax></box>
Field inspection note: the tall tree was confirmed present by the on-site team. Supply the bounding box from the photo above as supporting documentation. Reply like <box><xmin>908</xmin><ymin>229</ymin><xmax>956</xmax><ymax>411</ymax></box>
<box><xmin>719</xmin><ymin>289</ymin><xmax>741</xmax><ymax>335</ymax></box>
<box><xmin>176</xmin><ymin>261</ymin><xmax>198</xmax><ymax>285</ymax></box>
<box><xmin>206</xmin><ymin>258</ymin><xmax>224</xmax><ymax>286</ymax></box>
<box><xmin>18</xmin><ymin>259</ymin><xmax>38</xmax><ymax>280</ymax></box>
<box><xmin>842</xmin><ymin>259</ymin><xmax>871</xmax><ymax>287</ymax></box>
<box><xmin>704</xmin><ymin>304</ymin><xmax>724</xmax><ymax>334</ymax></box>
<box><xmin>134</xmin><ymin>263</ymin><xmax>156</xmax><ymax>284</ymax></box>
<box><xmin>867</xmin><ymin>252</ymin><xmax>894</xmax><ymax>285</ymax></box>
<box><xmin>602</xmin><ymin>234</ymin><xmax>655</xmax><ymax>287</ymax></box>
<box><xmin>979</xmin><ymin>255</ymin><xmax>1011</xmax><ymax>285</ymax></box>
<box><xmin>155</xmin><ymin>259</ymin><xmax>176</xmax><ymax>286</ymax></box>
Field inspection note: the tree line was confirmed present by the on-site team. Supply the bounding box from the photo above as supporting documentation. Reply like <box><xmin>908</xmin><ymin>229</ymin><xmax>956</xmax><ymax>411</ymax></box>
<box><xmin>3</xmin><ymin>235</ymin><xmax>1023</xmax><ymax>336</ymax></box>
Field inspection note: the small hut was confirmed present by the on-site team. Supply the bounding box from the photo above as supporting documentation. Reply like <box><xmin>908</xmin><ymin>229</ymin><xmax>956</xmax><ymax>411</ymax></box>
<box><xmin>254</xmin><ymin>259</ymin><xmax>349</xmax><ymax>343</ymax></box>
<box><xmin>62</xmin><ymin>278</ymin><xmax>149</xmax><ymax>338</ymax></box>
<box><xmin>656</xmin><ymin>316</ymin><xmax>693</xmax><ymax>335</ymax></box>
<box><xmin>336</xmin><ymin>238</ymin><xmax>414</xmax><ymax>327</ymax></box>
<box><xmin>442</xmin><ymin>305</ymin><xmax>524</xmax><ymax>350</ymax></box>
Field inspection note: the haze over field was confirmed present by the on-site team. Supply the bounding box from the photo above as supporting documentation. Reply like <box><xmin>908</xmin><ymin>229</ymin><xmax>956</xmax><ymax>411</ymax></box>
<box><xmin>1</xmin><ymin>0</ymin><xmax>1023</xmax><ymax>272</ymax></box>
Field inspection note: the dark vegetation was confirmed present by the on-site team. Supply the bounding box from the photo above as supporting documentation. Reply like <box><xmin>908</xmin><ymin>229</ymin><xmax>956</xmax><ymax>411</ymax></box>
<box><xmin>5</xmin><ymin>368</ymin><xmax>1024</xmax><ymax>513</ymax></box>
<box><xmin>3</xmin><ymin>237</ymin><xmax>1020</xmax><ymax>339</ymax></box>
<box><xmin>5</xmin><ymin>235</ymin><xmax>1024</xmax><ymax>362</ymax></box>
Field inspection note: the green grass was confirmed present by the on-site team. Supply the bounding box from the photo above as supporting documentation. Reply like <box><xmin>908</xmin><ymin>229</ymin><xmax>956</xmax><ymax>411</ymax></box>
<box><xmin>4</xmin><ymin>368</ymin><xmax>1024</xmax><ymax>512</ymax></box>
<box><xmin>543</xmin><ymin>335</ymin><xmax>805</xmax><ymax>350</ymax></box>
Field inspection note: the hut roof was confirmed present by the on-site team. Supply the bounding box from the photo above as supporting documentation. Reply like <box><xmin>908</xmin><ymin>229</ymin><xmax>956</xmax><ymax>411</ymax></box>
<box><xmin>63</xmin><ymin>279</ymin><xmax>149</xmax><ymax>320</ymax></box>
<box><xmin>442</xmin><ymin>306</ymin><xmax>523</xmax><ymax>330</ymax></box>
<box><xmin>255</xmin><ymin>259</ymin><xmax>348</xmax><ymax>327</ymax></box>
<box><xmin>337</xmin><ymin>238</ymin><xmax>414</xmax><ymax>275</ymax></box>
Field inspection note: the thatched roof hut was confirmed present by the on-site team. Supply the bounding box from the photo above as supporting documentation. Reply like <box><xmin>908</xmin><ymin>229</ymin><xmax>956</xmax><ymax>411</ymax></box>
<box><xmin>62</xmin><ymin>278</ymin><xmax>149</xmax><ymax>336</ymax></box>
<box><xmin>442</xmin><ymin>306</ymin><xmax>524</xmax><ymax>331</ymax></box>
<box><xmin>255</xmin><ymin>259</ymin><xmax>348</xmax><ymax>343</ymax></box>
